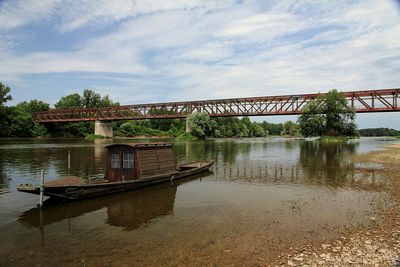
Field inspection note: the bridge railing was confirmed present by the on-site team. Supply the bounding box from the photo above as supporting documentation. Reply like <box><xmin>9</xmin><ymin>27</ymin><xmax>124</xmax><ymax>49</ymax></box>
<box><xmin>33</xmin><ymin>88</ymin><xmax>400</xmax><ymax>122</ymax></box>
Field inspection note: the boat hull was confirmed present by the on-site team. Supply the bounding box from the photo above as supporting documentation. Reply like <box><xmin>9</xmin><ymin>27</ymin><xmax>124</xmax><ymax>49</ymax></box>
<box><xmin>18</xmin><ymin>160</ymin><xmax>214</xmax><ymax>200</ymax></box>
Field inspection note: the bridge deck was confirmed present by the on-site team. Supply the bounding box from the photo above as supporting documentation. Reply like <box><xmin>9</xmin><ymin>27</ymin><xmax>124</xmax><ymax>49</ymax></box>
<box><xmin>33</xmin><ymin>88</ymin><xmax>400</xmax><ymax>122</ymax></box>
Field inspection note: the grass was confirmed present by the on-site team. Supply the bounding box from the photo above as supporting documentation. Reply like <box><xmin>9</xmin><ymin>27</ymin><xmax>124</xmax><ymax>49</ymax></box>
<box><xmin>318</xmin><ymin>135</ymin><xmax>358</xmax><ymax>143</ymax></box>
<box><xmin>175</xmin><ymin>132</ymin><xmax>199</xmax><ymax>141</ymax></box>
<box><xmin>85</xmin><ymin>134</ymin><xmax>109</xmax><ymax>140</ymax></box>
<box><xmin>353</xmin><ymin>143</ymin><xmax>400</xmax><ymax>165</ymax></box>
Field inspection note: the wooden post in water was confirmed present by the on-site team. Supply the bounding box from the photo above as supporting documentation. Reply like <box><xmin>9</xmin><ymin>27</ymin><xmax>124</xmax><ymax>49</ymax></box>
<box><xmin>68</xmin><ymin>150</ymin><xmax>71</xmax><ymax>169</ymax></box>
<box><xmin>39</xmin><ymin>169</ymin><xmax>44</xmax><ymax>207</ymax></box>
<box><xmin>68</xmin><ymin>149</ymin><xmax>71</xmax><ymax>176</ymax></box>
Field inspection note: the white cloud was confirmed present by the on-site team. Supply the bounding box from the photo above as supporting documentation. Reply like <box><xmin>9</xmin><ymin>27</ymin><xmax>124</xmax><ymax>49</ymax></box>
<box><xmin>0</xmin><ymin>0</ymin><xmax>399</xmax><ymax>107</ymax></box>
<box><xmin>217</xmin><ymin>12</ymin><xmax>304</xmax><ymax>38</ymax></box>
<box><xmin>0</xmin><ymin>0</ymin><xmax>58</xmax><ymax>31</ymax></box>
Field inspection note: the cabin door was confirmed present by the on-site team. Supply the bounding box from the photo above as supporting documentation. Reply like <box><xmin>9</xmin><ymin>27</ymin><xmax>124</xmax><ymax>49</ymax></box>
<box><xmin>121</xmin><ymin>152</ymin><xmax>135</xmax><ymax>180</ymax></box>
<box><xmin>110</xmin><ymin>151</ymin><xmax>135</xmax><ymax>181</ymax></box>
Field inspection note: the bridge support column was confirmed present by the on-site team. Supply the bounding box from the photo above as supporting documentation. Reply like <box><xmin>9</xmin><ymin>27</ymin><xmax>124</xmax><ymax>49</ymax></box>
<box><xmin>95</xmin><ymin>121</ymin><xmax>113</xmax><ymax>138</ymax></box>
<box><xmin>185</xmin><ymin>117</ymin><xmax>192</xmax><ymax>133</ymax></box>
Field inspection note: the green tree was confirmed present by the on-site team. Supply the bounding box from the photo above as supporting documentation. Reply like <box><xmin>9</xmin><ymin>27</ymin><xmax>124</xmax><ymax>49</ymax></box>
<box><xmin>0</xmin><ymin>82</ymin><xmax>12</xmax><ymax>105</ymax></box>
<box><xmin>253</xmin><ymin>123</ymin><xmax>267</xmax><ymax>137</ymax></box>
<box><xmin>359</xmin><ymin>128</ymin><xmax>400</xmax><ymax>137</ymax></box>
<box><xmin>53</xmin><ymin>90</ymin><xmax>119</xmax><ymax>137</ymax></box>
<box><xmin>55</xmin><ymin>93</ymin><xmax>83</xmax><ymax>109</ymax></box>
<box><xmin>283</xmin><ymin>121</ymin><xmax>300</xmax><ymax>136</ymax></box>
<box><xmin>298</xmin><ymin>89</ymin><xmax>357</xmax><ymax>137</ymax></box>
<box><xmin>3</xmin><ymin>100</ymin><xmax>50</xmax><ymax>137</ymax></box>
<box><xmin>187</xmin><ymin>112</ymin><xmax>216</xmax><ymax>139</ymax></box>
<box><xmin>82</xmin><ymin>89</ymin><xmax>101</xmax><ymax>108</ymax></box>
<box><xmin>0</xmin><ymin>82</ymin><xmax>13</xmax><ymax>137</ymax></box>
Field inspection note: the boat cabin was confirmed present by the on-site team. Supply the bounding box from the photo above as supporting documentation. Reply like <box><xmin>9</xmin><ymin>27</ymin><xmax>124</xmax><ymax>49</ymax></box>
<box><xmin>105</xmin><ymin>143</ymin><xmax>177</xmax><ymax>182</ymax></box>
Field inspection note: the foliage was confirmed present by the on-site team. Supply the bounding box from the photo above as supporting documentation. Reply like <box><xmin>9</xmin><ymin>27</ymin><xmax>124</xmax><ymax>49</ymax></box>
<box><xmin>358</xmin><ymin>128</ymin><xmax>400</xmax><ymax>137</ymax></box>
<box><xmin>0</xmin><ymin>82</ymin><xmax>12</xmax><ymax>106</ymax></box>
<box><xmin>119</xmin><ymin>121</ymin><xmax>165</xmax><ymax>137</ymax></box>
<box><xmin>283</xmin><ymin>121</ymin><xmax>301</xmax><ymax>136</ymax></box>
<box><xmin>175</xmin><ymin>132</ymin><xmax>198</xmax><ymax>141</ymax></box>
<box><xmin>85</xmin><ymin>134</ymin><xmax>108</xmax><ymax>140</ymax></box>
<box><xmin>0</xmin><ymin>82</ymin><xmax>306</xmax><ymax>139</ymax></box>
<box><xmin>147</xmin><ymin>108</ymin><xmax>186</xmax><ymax>132</ymax></box>
<box><xmin>53</xmin><ymin>89</ymin><xmax>119</xmax><ymax>137</ymax></box>
<box><xmin>0</xmin><ymin>82</ymin><xmax>13</xmax><ymax>137</ymax></box>
<box><xmin>298</xmin><ymin>89</ymin><xmax>357</xmax><ymax>137</ymax></box>
<box><xmin>1</xmin><ymin>98</ymin><xmax>49</xmax><ymax>137</ymax></box>
<box><xmin>318</xmin><ymin>136</ymin><xmax>357</xmax><ymax>143</ymax></box>
<box><xmin>261</xmin><ymin>121</ymin><xmax>282</xmax><ymax>136</ymax></box>
<box><xmin>55</xmin><ymin>89</ymin><xmax>119</xmax><ymax>109</ymax></box>
<box><xmin>187</xmin><ymin>112</ymin><xmax>217</xmax><ymax>139</ymax></box>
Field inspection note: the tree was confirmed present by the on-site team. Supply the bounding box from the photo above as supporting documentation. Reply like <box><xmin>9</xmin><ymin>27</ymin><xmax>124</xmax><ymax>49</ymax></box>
<box><xmin>187</xmin><ymin>112</ymin><xmax>216</xmax><ymax>139</ymax></box>
<box><xmin>298</xmin><ymin>89</ymin><xmax>357</xmax><ymax>137</ymax></box>
<box><xmin>55</xmin><ymin>90</ymin><xmax>118</xmax><ymax>109</ymax></box>
<box><xmin>53</xmin><ymin>90</ymin><xmax>119</xmax><ymax>137</ymax></box>
<box><xmin>0</xmin><ymin>82</ymin><xmax>13</xmax><ymax>137</ymax></box>
<box><xmin>359</xmin><ymin>128</ymin><xmax>400</xmax><ymax>137</ymax></box>
<box><xmin>283</xmin><ymin>121</ymin><xmax>300</xmax><ymax>136</ymax></box>
<box><xmin>0</xmin><ymin>82</ymin><xmax>12</xmax><ymax>106</ymax></box>
<box><xmin>55</xmin><ymin>93</ymin><xmax>83</xmax><ymax>109</ymax></box>
<box><xmin>82</xmin><ymin>89</ymin><xmax>101</xmax><ymax>108</ymax></box>
<box><xmin>253</xmin><ymin>123</ymin><xmax>267</xmax><ymax>137</ymax></box>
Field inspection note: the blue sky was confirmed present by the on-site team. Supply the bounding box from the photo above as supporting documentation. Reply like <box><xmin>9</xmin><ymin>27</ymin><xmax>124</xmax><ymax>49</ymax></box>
<box><xmin>0</xmin><ymin>0</ymin><xmax>399</xmax><ymax>129</ymax></box>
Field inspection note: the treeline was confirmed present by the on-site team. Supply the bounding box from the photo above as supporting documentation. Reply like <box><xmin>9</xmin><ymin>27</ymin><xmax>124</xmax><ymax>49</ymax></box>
<box><xmin>0</xmin><ymin>82</ymin><xmax>118</xmax><ymax>138</ymax></box>
<box><xmin>0</xmin><ymin>82</ymin><xmax>300</xmax><ymax>139</ymax></box>
<box><xmin>359</xmin><ymin>128</ymin><xmax>400</xmax><ymax>137</ymax></box>
<box><xmin>116</xmin><ymin>115</ymin><xmax>301</xmax><ymax>139</ymax></box>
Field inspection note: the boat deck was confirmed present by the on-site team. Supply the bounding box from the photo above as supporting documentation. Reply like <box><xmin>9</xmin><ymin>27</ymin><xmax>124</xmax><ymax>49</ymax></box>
<box><xmin>44</xmin><ymin>176</ymin><xmax>108</xmax><ymax>187</ymax></box>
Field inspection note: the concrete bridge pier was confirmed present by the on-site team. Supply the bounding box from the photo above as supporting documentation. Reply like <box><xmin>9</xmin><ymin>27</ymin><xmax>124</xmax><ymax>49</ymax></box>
<box><xmin>95</xmin><ymin>120</ymin><xmax>113</xmax><ymax>138</ymax></box>
<box><xmin>185</xmin><ymin>117</ymin><xmax>192</xmax><ymax>133</ymax></box>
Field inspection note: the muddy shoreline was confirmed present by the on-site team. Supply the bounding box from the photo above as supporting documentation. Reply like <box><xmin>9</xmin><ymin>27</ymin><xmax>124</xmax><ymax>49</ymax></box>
<box><xmin>278</xmin><ymin>143</ymin><xmax>400</xmax><ymax>266</ymax></box>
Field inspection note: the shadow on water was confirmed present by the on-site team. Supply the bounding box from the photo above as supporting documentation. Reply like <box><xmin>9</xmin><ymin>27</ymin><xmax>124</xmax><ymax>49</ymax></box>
<box><xmin>18</xmin><ymin>172</ymin><xmax>211</xmax><ymax>233</ymax></box>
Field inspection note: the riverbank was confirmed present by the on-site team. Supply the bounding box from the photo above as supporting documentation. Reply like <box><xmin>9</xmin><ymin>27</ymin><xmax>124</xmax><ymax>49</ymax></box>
<box><xmin>280</xmin><ymin>143</ymin><xmax>400</xmax><ymax>266</ymax></box>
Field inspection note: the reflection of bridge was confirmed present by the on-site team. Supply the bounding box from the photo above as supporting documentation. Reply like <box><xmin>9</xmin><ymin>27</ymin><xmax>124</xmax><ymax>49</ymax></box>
<box><xmin>33</xmin><ymin>88</ymin><xmax>400</xmax><ymax>137</ymax></box>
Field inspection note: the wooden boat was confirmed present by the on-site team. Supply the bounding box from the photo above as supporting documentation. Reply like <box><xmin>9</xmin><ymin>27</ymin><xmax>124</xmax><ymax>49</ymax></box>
<box><xmin>18</xmin><ymin>174</ymin><xmax>209</xmax><ymax>230</ymax></box>
<box><xmin>17</xmin><ymin>143</ymin><xmax>214</xmax><ymax>200</ymax></box>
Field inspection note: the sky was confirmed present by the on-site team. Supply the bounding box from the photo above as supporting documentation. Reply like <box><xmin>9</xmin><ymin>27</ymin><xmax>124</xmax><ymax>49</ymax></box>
<box><xmin>0</xmin><ymin>0</ymin><xmax>399</xmax><ymax>129</ymax></box>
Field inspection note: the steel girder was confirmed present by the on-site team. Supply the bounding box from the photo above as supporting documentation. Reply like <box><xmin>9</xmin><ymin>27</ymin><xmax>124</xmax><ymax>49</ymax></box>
<box><xmin>33</xmin><ymin>88</ymin><xmax>400</xmax><ymax>122</ymax></box>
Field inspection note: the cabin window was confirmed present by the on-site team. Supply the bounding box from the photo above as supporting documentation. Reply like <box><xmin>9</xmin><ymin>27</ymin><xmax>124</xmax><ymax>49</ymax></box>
<box><xmin>123</xmin><ymin>153</ymin><xmax>134</xmax><ymax>169</ymax></box>
<box><xmin>111</xmin><ymin>153</ymin><xmax>121</xmax><ymax>168</ymax></box>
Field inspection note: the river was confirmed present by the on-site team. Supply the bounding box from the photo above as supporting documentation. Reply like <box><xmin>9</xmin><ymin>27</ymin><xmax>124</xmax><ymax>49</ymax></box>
<box><xmin>0</xmin><ymin>137</ymin><xmax>395</xmax><ymax>266</ymax></box>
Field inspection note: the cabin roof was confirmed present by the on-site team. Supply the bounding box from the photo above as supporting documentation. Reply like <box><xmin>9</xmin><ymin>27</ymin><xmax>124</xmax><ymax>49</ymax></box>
<box><xmin>105</xmin><ymin>143</ymin><xmax>173</xmax><ymax>149</ymax></box>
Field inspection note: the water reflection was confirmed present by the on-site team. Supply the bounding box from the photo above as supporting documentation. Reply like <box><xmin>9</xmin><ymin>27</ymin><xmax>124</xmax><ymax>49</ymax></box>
<box><xmin>299</xmin><ymin>141</ymin><xmax>357</xmax><ymax>186</ymax></box>
<box><xmin>0</xmin><ymin>150</ymin><xmax>8</xmax><ymax>192</ymax></box>
<box><xmin>18</xmin><ymin>174</ymin><xmax>208</xmax><ymax>233</ymax></box>
<box><xmin>207</xmin><ymin>140</ymin><xmax>383</xmax><ymax>191</ymax></box>
<box><xmin>0</xmin><ymin>138</ymin><xmax>396</xmax><ymax>266</ymax></box>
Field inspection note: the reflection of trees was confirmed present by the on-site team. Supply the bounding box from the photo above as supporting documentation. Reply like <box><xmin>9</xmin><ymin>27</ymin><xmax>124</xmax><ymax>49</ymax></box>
<box><xmin>0</xmin><ymin>148</ymin><xmax>8</xmax><ymax>189</ymax></box>
<box><xmin>299</xmin><ymin>141</ymin><xmax>357</xmax><ymax>187</ymax></box>
<box><xmin>175</xmin><ymin>140</ymin><xmax>253</xmax><ymax>165</ymax></box>
<box><xmin>0</xmin><ymin>139</ymin><xmax>108</xmax><ymax>183</ymax></box>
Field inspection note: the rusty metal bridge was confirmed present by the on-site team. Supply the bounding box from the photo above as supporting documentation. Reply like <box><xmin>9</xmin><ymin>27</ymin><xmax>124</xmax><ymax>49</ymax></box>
<box><xmin>34</xmin><ymin>88</ymin><xmax>400</xmax><ymax>123</ymax></box>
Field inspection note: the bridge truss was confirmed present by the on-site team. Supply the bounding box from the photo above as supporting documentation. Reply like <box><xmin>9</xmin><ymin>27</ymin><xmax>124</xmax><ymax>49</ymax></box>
<box><xmin>33</xmin><ymin>88</ymin><xmax>400</xmax><ymax>122</ymax></box>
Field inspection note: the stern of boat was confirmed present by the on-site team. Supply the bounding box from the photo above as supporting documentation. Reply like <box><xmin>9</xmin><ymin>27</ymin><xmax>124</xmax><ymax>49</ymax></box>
<box><xmin>178</xmin><ymin>160</ymin><xmax>214</xmax><ymax>171</ymax></box>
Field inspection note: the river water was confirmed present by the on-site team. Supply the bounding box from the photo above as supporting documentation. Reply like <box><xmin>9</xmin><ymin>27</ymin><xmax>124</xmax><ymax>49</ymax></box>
<box><xmin>0</xmin><ymin>138</ymin><xmax>395</xmax><ymax>266</ymax></box>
